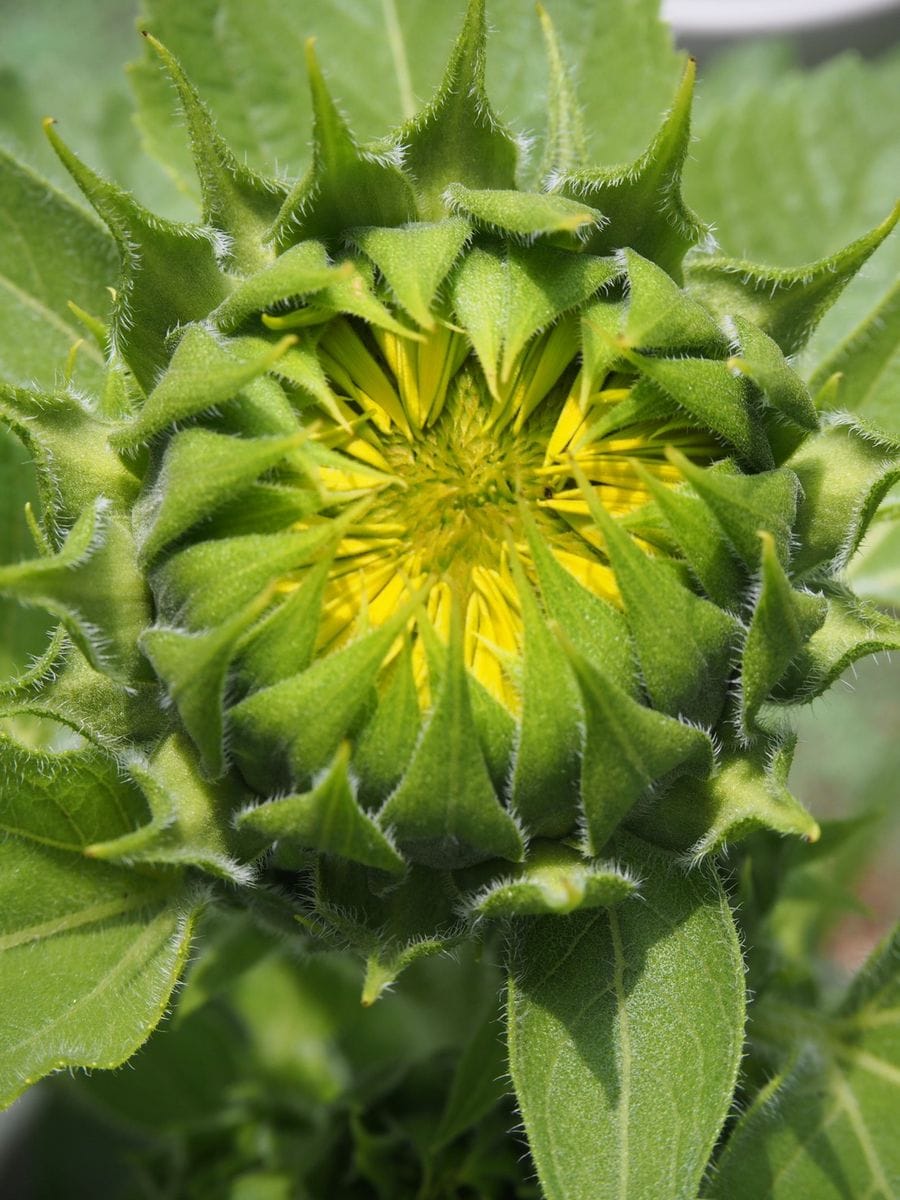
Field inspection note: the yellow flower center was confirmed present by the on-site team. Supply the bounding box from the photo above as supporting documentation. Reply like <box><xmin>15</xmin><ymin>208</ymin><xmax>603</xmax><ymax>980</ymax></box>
<box><xmin>284</xmin><ymin>317</ymin><xmax>715</xmax><ymax>710</ymax></box>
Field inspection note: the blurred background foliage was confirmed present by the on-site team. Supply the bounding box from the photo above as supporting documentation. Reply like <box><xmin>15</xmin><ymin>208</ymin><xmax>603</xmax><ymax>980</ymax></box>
<box><xmin>0</xmin><ymin>1</ymin><xmax>897</xmax><ymax>1195</ymax></box>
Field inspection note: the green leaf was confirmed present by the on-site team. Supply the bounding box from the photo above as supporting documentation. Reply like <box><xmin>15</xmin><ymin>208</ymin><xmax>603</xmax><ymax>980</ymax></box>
<box><xmin>432</xmin><ymin>1001</ymin><xmax>508</xmax><ymax>1150</ymax></box>
<box><xmin>709</xmin><ymin>927</ymin><xmax>900</xmax><ymax>1200</ymax></box>
<box><xmin>211</xmin><ymin>240</ymin><xmax>345</xmax><ymax>334</ymax></box>
<box><xmin>622</xmin><ymin>247</ymin><xmax>726</xmax><ymax>355</ymax></box>
<box><xmin>727</xmin><ymin>314</ymin><xmax>818</xmax><ymax>432</ymax></box>
<box><xmin>0</xmin><ymin>428</ymin><xmax>52</xmax><ymax>676</ymax></box>
<box><xmin>508</xmin><ymin>832</ymin><xmax>744</xmax><ymax>1200</ymax></box>
<box><xmin>0</xmin><ymin>734</ymin><xmax>196</xmax><ymax>1109</ymax></box>
<box><xmin>535</xmin><ymin>3</ymin><xmax>586</xmax><ymax>180</ymax></box>
<box><xmin>0</xmin><ymin>149</ymin><xmax>116</xmax><ymax>392</ymax></box>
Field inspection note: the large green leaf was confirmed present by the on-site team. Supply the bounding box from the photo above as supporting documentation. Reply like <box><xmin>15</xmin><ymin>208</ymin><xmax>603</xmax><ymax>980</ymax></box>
<box><xmin>709</xmin><ymin>928</ymin><xmax>900</xmax><ymax>1200</ymax></box>
<box><xmin>507</xmin><ymin>833</ymin><xmax>744</xmax><ymax>1200</ymax></box>
<box><xmin>0</xmin><ymin>150</ymin><xmax>118</xmax><ymax>392</ymax></box>
<box><xmin>0</xmin><ymin>736</ymin><xmax>197</xmax><ymax>1108</ymax></box>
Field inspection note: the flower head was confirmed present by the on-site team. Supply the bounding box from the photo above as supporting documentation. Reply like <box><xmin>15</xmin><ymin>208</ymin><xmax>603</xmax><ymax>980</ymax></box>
<box><xmin>1</xmin><ymin>0</ymin><xmax>897</xmax><ymax>996</ymax></box>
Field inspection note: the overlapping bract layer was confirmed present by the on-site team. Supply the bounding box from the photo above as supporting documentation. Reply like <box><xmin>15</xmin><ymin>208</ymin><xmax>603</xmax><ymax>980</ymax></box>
<box><xmin>1</xmin><ymin>0</ymin><xmax>898</xmax><ymax>997</ymax></box>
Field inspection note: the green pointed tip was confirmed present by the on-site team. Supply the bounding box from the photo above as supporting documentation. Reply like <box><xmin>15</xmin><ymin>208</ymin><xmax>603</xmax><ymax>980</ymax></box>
<box><xmin>361</xmin><ymin>957</ymin><xmax>396</xmax><ymax>1007</ymax></box>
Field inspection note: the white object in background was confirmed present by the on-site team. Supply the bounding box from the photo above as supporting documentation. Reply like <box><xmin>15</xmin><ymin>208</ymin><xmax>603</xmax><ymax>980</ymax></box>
<box><xmin>663</xmin><ymin>0</ymin><xmax>900</xmax><ymax>35</ymax></box>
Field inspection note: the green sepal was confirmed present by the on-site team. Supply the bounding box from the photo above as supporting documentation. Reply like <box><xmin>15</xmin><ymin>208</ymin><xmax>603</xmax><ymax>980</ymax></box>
<box><xmin>727</xmin><ymin>314</ymin><xmax>818</xmax><ymax>431</ymax></box>
<box><xmin>152</xmin><ymin>520</ymin><xmax>343</xmax><ymax>628</ymax></box>
<box><xmin>398</xmin><ymin>0</ymin><xmax>518</xmax><ymax>219</ymax></box>
<box><xmin>0</xmin><ymin>643</ymin><xmax>166</xmax><ymax>750</ymax></box>
<box><xmin>230</xmin><ymin>604</ymin><xmax>415</xmax><ymax>792</ymax></box>
<box><xmin>685</xmin><ymin>202</ymin><xmax>900</xmax><ymax>355</ymax></box>
<box><xmin>263</xmin><ymin>331</ymin><xmax>337</xmax><ymax>413</ymax></box>
<box><xmin>312</xmin><ymin>859</ymin><xmax>463</xmax><ymax>1004</ymax></box>
<box><xmin>87</xmin><ymin>733</ymin><xmax>251</xmax><ymax>883</ymax></box>
<box><xmin>628</xmin><ymin>351</ymin><xmax>773</xmax><ymax>468</ymax></box>
<box><xmin>269</xmin><ymin>40</ymin><xmax>414</xmax><ymax>250</ymax></box>
<box><xmin>349</xmin><ymin>219</ymin><xmax>471</xmax><ymax>329</ymax></box>
<box><xmin>236</xmin><ymin>744</ymin><xmax>404</xmax><ymax>874</ymax></box>
<box><xmin>378</xmin><ymin>607</ymin><xmax>523</xmax><ymax>870</ymax></box>
<box><xmin>741</xmin><ymin>532</ymin><xmax>827</xmax><ymax>733</ymax></box>
<box><xmin>551</xmin><ymin>60</ymin><xmax>707</xmax><ymax>277</ymax></box>
<box><xmin>569</xmin><ymin>647</ymin><xmax>714</xmax><ymax>854</ymax></box>
<box><xmin>773</xmin><ymin>587</ymin><xmax>900</xmax><ymax>704</ymax></box>
<box><xmin>787</xmin><ymin>417</ymin><xmax>900</xmax><ymax>577</ymax></box>
<box><xmin>43</xmin><ymin>119</ymin><xmax>228</xmax><ymax>391</ymax></box>
<box><xmin>142</xmin><ymin>34</ymin><xmax>286</xmax><ymax>273</ymax></box>
<box><xmin>631</xmin><ymin>737</ymin><xmax>820</xmax><ymax>860</ymax></box>
<box><xmin>537</xmin><ymin>2</ymin><xmax>586</xmax><ymax>181</ymax></box>
<box><xmin>0</xmin><ymin>387</ymin><xmax>138</xmax><ymax>534</ymax></box>
<box><xmin>140</xmin><ymin>591</ymin><xmax>273</xmax><ymax>779</ymax></box>
<box><xmin>634</xmin><ymin>467</ymin><xmax>744</xmax><ymax>609</ymax></box>
<box><xmin>579</xmin><ymin>477</ymin><xmax>737</xmax><ymax>726</ymax></box>
<box><xmin>135</xmin><ymin>428</ymin><xmax>306</xmax><ymax>563</ymax></box>
<box><xmin>234</xmin><ymin>558</ymin><xmax>333</xmax><ymax>690</ymax></box>
<box><xmin>579</xmin><ymin>294</ymin><xmax>629</xmax><ymax>397</ymax></box>
<box><xmin>352</xmin><ymin>639</ymin><xmax>421</xmax><ymax>807</ymax></box>
<box><xmin>0</xmin><ymin>501</ymin><xmax>151</xmax><ymax>682</ymax></box>
<box><xmin>668</xmin><ymin>449</ymin><xmax>800</xmax><ymax>569</ymax></box>
<box><xmin>523</xmin><ymin>508</ymin><xmax>635</xmax><ymax>692</ymax></box>
<box><xmin>451</xmin><ymin>243</ymin><xmax>617</xmax><ymax>395</ymax></box>
<box><xmin>444</xmin><ymin>183</ymin><xmax>604</xmax><ymax>242</ymax></box>
<box><xmin>267</xmin><ymin>258</ymin><xmax>416</xmax><ymax>338</ymax></box>
<box><xmin>468</xmin><ymin>841</ymin><xmax>635</xmax><ymax>918</ymax></box>
<box><xmin>508</xmin><ymin>559</ymin><xmax>583</xmax><ymax>839</ymax></box>
<box><xmin>212</xmin><ymin>241</ymin><xmax>347</xmax><ymax>333</ymax></box>
<box><xmin>621</xmin><ymin>248</ymin><xmax>726</xmax><ymax>355</ymax></box>
<box><xmin>112</xmin><ymin>326</ymin><xmax>296</xmax><ymax>450</ymax></box>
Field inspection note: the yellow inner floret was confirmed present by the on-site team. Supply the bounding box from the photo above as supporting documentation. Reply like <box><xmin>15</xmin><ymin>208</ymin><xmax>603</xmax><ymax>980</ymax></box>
<box><xmin>279</xmin><ymin>319</ymin><xmax>715</xmax><ymax>711</ymax></box>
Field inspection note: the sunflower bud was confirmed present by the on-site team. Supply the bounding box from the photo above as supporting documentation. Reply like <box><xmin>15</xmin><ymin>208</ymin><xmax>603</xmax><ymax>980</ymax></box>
<box><xmin>2</xmin><ymin>0</ymin><xmax>898</xmax><ymax>1002</ymax></box>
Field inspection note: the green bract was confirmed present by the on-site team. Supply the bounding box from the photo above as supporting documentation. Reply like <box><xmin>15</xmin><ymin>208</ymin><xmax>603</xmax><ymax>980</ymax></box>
<box><xmin>1</xmin><ymin>3</ymin><xmax>898</xmax><ymax>1196</ymax></box>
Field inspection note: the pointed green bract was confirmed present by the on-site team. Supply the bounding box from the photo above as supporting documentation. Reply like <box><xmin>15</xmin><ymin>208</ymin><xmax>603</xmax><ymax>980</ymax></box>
<box><xmin>740</xmin><ymin>532</ymin><xmax>827</xmax><ymax>732</ymax></box>
<box><xmin>508</xmin><ymin>563</ymin><xmax>583</xmax><ymax>839</ymax></box>
<box><xmin>451</xmin><ymin>243</ymin><xmax>617</xmax><ymax>392</ymax></box>
<box><xmin>379</xmin><ymin>612</ymin><xmax>523</xmax><ymax>869</ymax></box>
<box><xmin>551</xmin><ymin>60</ymin><xmax>707</xmax><ymax>276</ymax></box>
<box><xmin>622</xmin><ymin>248</ymin><xmax>725</xmax><ymax>354</ymax></box>
<box><xmin>237</xmin><ymin>745</ymin><xmax>404</xmax><ymax>874</ymax></box>
<box><xmin>350</xmin><ymin>219</ymin><xmax>471</xmax><ymax>329</ymax></box>
<box><xmin>113</xmin><ymin>326</ymin><xmax>297</xmax><ymax>449</ymax></box>
<box><xmin>398</xmin><ymin>0</ymin><xmax>518</xmax><ymax>219</ymax></box>
<box><xmin>351</xmin><ymin>639</ymin><xmax>421</xmax><ymax>806</ymax></box>
<box><xmin>471</xmin><ymin>841</ymin><xmax>635</xmax><ymax>918</ymax></box>
<box><xmin>89</xmin><ymin>734</ymin><xmax>249</xmax><ymax>881</ymax></box>
<box><xmin>631</xmin><ymin>739</ymin><xmax>820</xmax><ymax>859</ymax></box>
<box><xmin>537</xmin><ymin>3</ymin><xmax>587</xmax><ymax>181</ymax></box>
<box><xmin>727</xmin><ymin>314</ymin><xmax>818</xmax><ymax>431</ymax></box>
<box><xmin>270</xmin><ymin>40</ymin><xmax>414</xmax><ymax>250</ymax></box>
<box><xmin>445</xmin><ymin>183</ymin><xmax>604</xmax><ymax>242</ymax></box>
<box><xmin>43</xmin><ymin>119</ymin><xmax>228</xmax><ymax>391</ymax></box>
<box><xmin>143</xmin><ymin>33</ymin><xmax>286</xmax><ymax>273</ymax></box>
<box><xmin>212</xmin><ymin>241</ymin><xmax>346</xmax><ymax>333</ymax></box>
<box><xmin>570</xmin><ymin>649</ymin><xmax>713</xmax><ymax>853</ymax></box>
<box><xmin>686</xmin><ymin>203</ymin><xmax>900</xmax><ymax>355</ymax></box>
